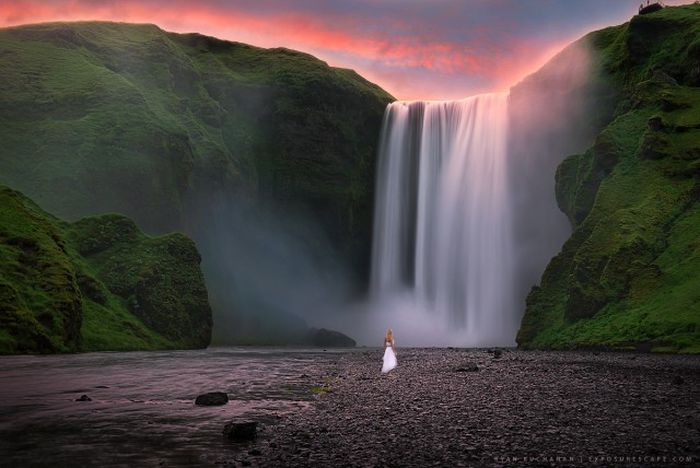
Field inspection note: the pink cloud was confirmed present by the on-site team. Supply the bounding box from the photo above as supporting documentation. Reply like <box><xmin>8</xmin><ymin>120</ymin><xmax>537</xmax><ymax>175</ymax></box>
<box><xmin>0</xmin><ymin>0</ymin><xmax>589</xmax><ymax>99</ymax></box>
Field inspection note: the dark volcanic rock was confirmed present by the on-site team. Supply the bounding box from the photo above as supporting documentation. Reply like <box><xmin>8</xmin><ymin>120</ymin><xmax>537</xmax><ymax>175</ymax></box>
<box><xmin>195</xmin><ymin>392</ymin><xmax>228</xmax><ymax>406</ymax></box>
<box><xmin>223</xmin><ymin>421</ymin><xmax>257</xmax><ymax>441</ymax></box>
<box><xmin>672</xmin><ymin>375</ymin><xmax>685</xmax><ymax>385</ymax></box>
<box><xmin>308</xmin><ymin>328</ymin><xmax>356</xmax><ymax>348</ymax></box>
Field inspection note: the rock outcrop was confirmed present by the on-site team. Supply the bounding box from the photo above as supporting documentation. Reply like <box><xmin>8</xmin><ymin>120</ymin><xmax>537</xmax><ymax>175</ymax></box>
<box><xmin>0</xmin><ymin>185</ymin><xmax>212</xmax><ymax>354</ymax></box>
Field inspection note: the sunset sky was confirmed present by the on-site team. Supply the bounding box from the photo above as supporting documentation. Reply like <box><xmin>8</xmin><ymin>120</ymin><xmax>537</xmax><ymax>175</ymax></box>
<box><xmin>0</xmin><ymin>0</ymin><xmax>692</xmax><ymax>99</ymax></box>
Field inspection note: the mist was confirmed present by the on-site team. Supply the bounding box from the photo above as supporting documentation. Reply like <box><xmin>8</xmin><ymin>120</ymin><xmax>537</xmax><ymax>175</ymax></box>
<box><xmin>184</xmin><ymin>189</ymin><xmax>356</xmax><ymax>345</ymax></box>
<box><xmin>314</xmin><ymin>293</ymin><xmax>515</xmax><ymax>347</ymax></box>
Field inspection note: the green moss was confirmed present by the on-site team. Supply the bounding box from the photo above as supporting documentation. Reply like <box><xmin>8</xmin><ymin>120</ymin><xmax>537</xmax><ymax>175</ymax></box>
<box><xmin>518</xmin><ymin>4</ymin><xmax>700</xmax><ymax>354</ymax></box>
<box><xmin>310</xmin><ymin>386</ymin><xmax>331</xmax><ymax>395</ymax></box>
<box><xmin>0</xmin><ymin>22</ymin><xmax>393</xmax><ymax>281</ymax></box>
<box><xmin>0</xmin><ymin>186</ymin><xmax>81</xmax><ymax>353</ymax></box>
<box><xmin>80</xmin><ymin>298</ymin><xmax>172</xmax><ymax>351</ymax></box>
<box><xmin>0</xmin><ymin>185</ymin><xmax>212</xmax><ymax>354</ymax></box>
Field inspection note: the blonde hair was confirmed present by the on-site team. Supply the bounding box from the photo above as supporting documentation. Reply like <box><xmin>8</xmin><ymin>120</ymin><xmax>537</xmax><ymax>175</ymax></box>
<box><xmin>385</xmin><ymin>328</ymin><xmax>394</xmax><ymax>342</ymax></box>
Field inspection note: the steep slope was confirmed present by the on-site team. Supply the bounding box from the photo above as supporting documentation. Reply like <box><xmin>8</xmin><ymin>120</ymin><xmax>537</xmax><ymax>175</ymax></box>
<box><xmin>0</xmin><ymin>21</ymin><xmax>392</xmax><ymax>271</ymax></box>
<box><xmin>0</xmin><ymin>21</ymin><xmax>393</xmax><ymax>343</ymax></box>
<box><xmin>517</xmin><ymin>5</ymin><xmax>700</xmax><ymax>353</ymax></box>
<box><xmin>0</xmin><ymin>185</ymin><xmax>212</xmax><ymax>354</ymax></box>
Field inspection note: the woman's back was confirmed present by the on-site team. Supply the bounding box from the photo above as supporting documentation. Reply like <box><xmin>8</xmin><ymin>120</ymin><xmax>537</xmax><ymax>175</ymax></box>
<box><xmin>382</xmin><ymin>328</ymin><xmax>397</xmax><ymax>373</ymax></box>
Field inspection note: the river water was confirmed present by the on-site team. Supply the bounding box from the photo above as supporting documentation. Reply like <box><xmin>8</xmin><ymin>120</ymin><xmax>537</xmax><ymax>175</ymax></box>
<box><xmin>0</xmin><ymin>347</ymin><xmax>351</xmax><ymax>467</ymax></box>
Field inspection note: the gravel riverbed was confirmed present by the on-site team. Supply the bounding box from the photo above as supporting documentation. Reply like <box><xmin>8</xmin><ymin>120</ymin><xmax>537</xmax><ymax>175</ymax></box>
<box><xmin>1</xmin><ymin>348</ymin><xmax>697</xmax><ymax>467</ymax></box>
<box><xmin>244</xmin><ymin>349</ymin><xmax>699</xmax><ymax>467</ymax></box>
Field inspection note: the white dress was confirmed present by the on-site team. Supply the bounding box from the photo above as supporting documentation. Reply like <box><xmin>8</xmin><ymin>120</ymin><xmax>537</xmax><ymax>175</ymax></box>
<box><xmin>381</xmin><ymin>340</ymin><xmax>397</xmax><ymax>373</ymax></box>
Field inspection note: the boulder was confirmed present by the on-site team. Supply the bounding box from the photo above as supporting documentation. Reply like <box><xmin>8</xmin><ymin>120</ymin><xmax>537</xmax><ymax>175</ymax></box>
<box><xmin>195</xmin><ymin>392</ymin><xmax>229</xmax><ymax>406</ymax></box>
<box><xmin>75</xmin><ymin>394</ymin><xmax>92</xmax><ymax>402</ymax></box>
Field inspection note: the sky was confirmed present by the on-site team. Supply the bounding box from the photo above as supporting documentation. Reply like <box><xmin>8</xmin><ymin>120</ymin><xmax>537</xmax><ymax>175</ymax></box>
<box><xmin>0</xmin><ymin>0</ymin><xmax>693</xmax><ymax>99</ymax></box>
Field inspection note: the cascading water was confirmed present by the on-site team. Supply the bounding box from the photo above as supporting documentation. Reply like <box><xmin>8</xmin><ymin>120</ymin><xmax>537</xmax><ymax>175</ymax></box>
<box><xmin>370</xmin><ymin>93</ymin><xmax>518</xmax><ymax>346</ymax></box>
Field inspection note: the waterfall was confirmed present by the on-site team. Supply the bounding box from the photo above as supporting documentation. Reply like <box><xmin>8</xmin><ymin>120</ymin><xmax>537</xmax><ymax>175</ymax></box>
<box><xmin>370</xmin><ymin>93</ymin><xmax>517</xmax><ymax>346</ymax></box>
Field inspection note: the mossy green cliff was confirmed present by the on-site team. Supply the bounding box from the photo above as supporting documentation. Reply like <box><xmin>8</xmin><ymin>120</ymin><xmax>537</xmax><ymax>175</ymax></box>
<box><xmin>0</xmin><ymin>21</ymin><xmax>393</xmax><ymax>344</ymax></box>
<box><xmin>0</xmin><ymin>185</ymin><xmax>212</xmax><ymax>354</ymax></box>
<box><xmin>517</xmin><ymin>5</ymin><xmax>700</xmax><ymax>353</ymax></box>
<box><xmin>0</xmin><ymin>21</ymin><xmax>393</xmax><ymax>276</ymax></box>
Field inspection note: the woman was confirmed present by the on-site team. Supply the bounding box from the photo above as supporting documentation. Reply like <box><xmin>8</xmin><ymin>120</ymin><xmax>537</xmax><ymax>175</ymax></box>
<box><xmin>381</xmin><ymin>328</ymin><xmax>397</xmax><ymax>374</ymax></box>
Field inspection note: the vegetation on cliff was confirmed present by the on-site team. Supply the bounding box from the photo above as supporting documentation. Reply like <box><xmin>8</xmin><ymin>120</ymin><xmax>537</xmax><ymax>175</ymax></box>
<box><xmin>0</xmin><ymin>21</ymin><xmax>393</xmax><ymax>273</ymax></box>
<box><xmin>0</xmin><ymin>21</ymin><xmax>392</xmax><ymax>344</ymax></box>
<box><xmin>517</xmin><ymin>4</ymin><xmax>700</xmax><ymax>353</ymax></box>
<box><xmin>0</xmin><ymin>185</ymin><xmax>212</xmax><ymax>354</ymax></box>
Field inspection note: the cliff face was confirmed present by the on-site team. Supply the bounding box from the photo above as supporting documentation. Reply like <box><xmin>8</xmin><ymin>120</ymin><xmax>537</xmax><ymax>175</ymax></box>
<box><xmin>517</xmin><ymin>5</ymin><xmax>700</xmax><ymax>353</ymax></box>
<box><xmin>507</xmin><ymin>29</ymin><xmax>620</xmax><ymax>318</ymax></box>
<box><xmin>0</xmin><ymin>22</ymin><xmax>392</xmax><ymax>273</ymax></box>
<box><xmin>0</xmin><ymin>22</ymin><xmax>393</xmax><ymax>344</ymax></box>
<box><xmin>0</xmin><ymin>185</ymin><xmax>212</xmax><ymax>354</ymax></box>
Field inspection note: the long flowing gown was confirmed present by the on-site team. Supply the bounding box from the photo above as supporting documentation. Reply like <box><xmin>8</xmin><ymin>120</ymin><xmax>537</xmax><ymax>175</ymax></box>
<box><xmin>382</xmin><ymin>340</ymin><xmax>397</xmax><ymax>373</ymax></box>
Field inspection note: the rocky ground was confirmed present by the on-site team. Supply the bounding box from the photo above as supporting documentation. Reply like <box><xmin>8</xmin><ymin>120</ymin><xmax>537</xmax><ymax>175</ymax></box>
<box><xmin>231</xmin><ymin>349</ymin><xmax>699</xmax><ymax>467</ymax></box>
